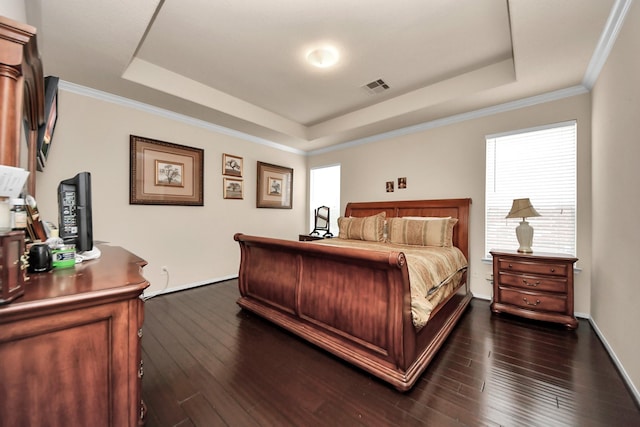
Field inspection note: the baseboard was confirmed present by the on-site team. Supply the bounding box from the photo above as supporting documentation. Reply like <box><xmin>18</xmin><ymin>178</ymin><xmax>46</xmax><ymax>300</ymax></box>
<box><xmin>472</xmin><ymin>293</ymin><xmax>491</xmax><ymax>301</ymax></box>
<box><xmin>142</xmin><ymin>274</ymin><xmax>238</xmax><ymax>300</ymax></box>
<box><xmin>589</xmin><ymin>317</ymin><xmax>640</xmax><ymax>406</ymax></box>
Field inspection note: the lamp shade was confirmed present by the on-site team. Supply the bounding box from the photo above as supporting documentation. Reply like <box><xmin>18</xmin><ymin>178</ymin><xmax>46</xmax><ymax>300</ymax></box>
<box><xmin>505</xmin><ymin>198</ymin><xmax>540</xmax><ymax>220</ymax></box>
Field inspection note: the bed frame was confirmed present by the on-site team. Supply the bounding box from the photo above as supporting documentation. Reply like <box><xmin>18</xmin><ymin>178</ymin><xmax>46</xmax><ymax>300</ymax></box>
<box><xmin>234</xmin><ymin>198</ymin><xmax>472</xmax><ymax>391</ymax></box>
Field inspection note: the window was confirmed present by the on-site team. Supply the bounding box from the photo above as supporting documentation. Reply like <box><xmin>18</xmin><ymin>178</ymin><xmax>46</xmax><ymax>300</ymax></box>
<box><xmin>309</xmin><ymin>164</ymin><xmax>341</xmax><ymax>235</ymax></box>
<box><xmin>485</xmin><ymin>121</ymin><xmax>576</xmax><ymax>256</ymax></box>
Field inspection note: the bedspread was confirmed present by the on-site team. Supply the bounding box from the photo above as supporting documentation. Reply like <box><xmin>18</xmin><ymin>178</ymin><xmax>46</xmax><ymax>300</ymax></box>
<box><xmin>312</xmin><ymin>238</ymin><xmax>468</xmax><ymax>329</ymax></box>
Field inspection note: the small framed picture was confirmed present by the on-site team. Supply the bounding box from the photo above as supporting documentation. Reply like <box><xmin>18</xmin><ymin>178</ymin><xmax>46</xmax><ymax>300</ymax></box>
<box><xmin>398</xmin><ymin>177</ymin><xmax>407</xmax><ymax>189</ymax></box>
<box><xmin>223</xmin><ymin>153</ymin><xmax>243</xmax><ymax>177</ymax></box>
<box><xmin>386</xmin><ymin>181</ymin><xmax>394</xmax><ymax>192</ymax></box>
<box><xmin>257</xmin><ymin>161</ymin><xmax>293</xmax><ymax>209</ymax></box>
<box><xmin>223</xmin><ymin>177</ymin><xmax>243</xmax><ymax>199</ymax></box>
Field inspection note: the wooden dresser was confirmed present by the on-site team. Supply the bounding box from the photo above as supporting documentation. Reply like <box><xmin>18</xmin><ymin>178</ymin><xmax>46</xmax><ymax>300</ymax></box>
<box><xmin>0</xmin><ymin>245</ymin><xmax>149</xmax><ymax>426</ymax></box>
<box><xmin>490</xmin><ymin>249</ymin><xmax>578</xmax><ymax>329</ymax></box>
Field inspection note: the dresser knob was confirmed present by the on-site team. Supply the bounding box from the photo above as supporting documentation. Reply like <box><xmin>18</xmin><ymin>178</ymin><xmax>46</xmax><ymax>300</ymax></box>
<box><xmin>508</xmin><ymin>263</ymin><xmax>513</xmax><ymax>268</ymax></box>
<box><xmin>550</xmin><ymin>268</ymin><xmax>556</xmax><ymax>273</ymax></box>
<box><xmin>523</xmin><ymin>297</ymin><xmax>541</xmax><ymax>306</ymax></box>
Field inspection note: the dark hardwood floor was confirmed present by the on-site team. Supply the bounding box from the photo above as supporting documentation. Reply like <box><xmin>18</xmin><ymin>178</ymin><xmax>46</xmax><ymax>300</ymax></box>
<box><xmin>141</xmin><ymin>280</ymin><xmax>640</xmax><ymax>427</ymax></box>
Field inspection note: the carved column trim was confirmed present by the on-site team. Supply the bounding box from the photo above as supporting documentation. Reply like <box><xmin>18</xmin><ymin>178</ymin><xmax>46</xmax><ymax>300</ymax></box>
<box><xmin>0</xmin><ymin>15</ymin><xmax>44</xmax><ymax>195</ymax></box>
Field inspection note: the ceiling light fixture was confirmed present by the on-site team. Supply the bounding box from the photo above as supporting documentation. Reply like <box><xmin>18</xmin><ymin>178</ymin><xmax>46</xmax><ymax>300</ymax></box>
<box><xmin>306</xmin><ymin>46</ymin><xmax>339</xmax><ymax>68</ymax></box>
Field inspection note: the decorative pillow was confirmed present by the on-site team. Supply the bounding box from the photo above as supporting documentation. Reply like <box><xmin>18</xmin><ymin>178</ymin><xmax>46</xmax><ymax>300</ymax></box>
<box><xmin>338</xmin><ymin>212</ymin><xmax>386</xmax><ymax>242</ymax></box>
<box><xmin>387</xmin><ymin>217</ymin><xmax>458</xmax><ymax>247</ymax></box>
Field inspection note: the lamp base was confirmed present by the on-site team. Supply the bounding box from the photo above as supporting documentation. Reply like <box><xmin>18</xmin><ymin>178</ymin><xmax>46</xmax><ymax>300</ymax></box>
<box><xmin>515</xmin><ymin>220</ymin><xmax>534</xmax><ymax>253</ymax></box>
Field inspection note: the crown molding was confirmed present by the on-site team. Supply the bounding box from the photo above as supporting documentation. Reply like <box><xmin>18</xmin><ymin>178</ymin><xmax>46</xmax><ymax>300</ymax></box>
<box><xmin>583</xmin><ymin>0</ymin><xmax>634</xmax><ymax>89</ymax></box>
<box><xmin>309</xmin><ymin>85</ymin><xmax>589</xmax><ymax>156</ymax></box>
<box><xmin>58</xmin><ymin>80</ymin><xmax>305</xmax><ymax>155</ymax></box>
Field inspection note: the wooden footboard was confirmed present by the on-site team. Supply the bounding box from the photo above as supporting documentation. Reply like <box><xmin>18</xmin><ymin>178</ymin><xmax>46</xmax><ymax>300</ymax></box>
<box><xmin>234</xmin><ymin>234</ymin><xmax>470</xmax><ymax>391</ymax></box>
<box><xmin>234</xmin><ymin>198</ymin><xmax>472</xmax><ymax>391</ymax></box>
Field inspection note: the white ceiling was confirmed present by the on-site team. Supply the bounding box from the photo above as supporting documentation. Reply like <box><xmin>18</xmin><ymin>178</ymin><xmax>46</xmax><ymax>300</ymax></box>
<box><xmin>25</xmin><ymin>0</ymin><xmax>620</xmax><ymax>152</ymax></box>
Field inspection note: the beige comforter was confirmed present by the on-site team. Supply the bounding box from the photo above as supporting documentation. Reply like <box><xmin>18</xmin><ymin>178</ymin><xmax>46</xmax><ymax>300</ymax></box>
<box><xmin>312</xmin><ymin>238</ymin><xmax>468</xmax><ymax>330</ymax></box>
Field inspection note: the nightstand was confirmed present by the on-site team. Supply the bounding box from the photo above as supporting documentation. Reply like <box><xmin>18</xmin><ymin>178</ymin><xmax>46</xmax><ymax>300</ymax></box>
<box><xmin>490</xmin><ymin>249</ymin><xmax>578</xmax><ymax>329</ymax></box>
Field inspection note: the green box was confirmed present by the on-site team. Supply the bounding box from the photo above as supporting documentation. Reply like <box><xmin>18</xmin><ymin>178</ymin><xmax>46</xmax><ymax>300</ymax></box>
<box><xmin>52</xmin><ymin>246</ymin><xmax>76</xmax><ymax>269</ymax></box>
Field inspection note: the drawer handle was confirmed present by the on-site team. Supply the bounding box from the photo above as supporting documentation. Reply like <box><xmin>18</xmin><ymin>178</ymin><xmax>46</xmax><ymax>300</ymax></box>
<box><xmin>508</xmin><ymin>263</ymin><xmax>513</xmax><ymax>268</ymax></box>
<box><xmin>550</xmin><ymin>268</ymin><xmax>556</xmax><ymax>273</ymax></box>
<box><xmin>523</xmin><ymin>297</ymin><xmax>541</xmax><ymax>306</ymax></box>
<box><xmin>522</xmin><ymin>279</ymin><xmax>540</xmax><ymax>287</ymax></box>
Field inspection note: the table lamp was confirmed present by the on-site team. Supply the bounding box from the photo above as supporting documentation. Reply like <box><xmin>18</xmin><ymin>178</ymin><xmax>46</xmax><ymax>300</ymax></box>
<box><xmin>506</xmin><ymin>198</ymin><xmax>540</xmax><ymax>253</ymax></box>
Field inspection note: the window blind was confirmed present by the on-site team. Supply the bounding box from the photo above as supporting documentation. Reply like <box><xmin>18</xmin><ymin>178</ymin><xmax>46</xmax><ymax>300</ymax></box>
<box><xmin>485</xmin><ymin>121</ymin><xmax>577</xmax><ymax>256</ymax></box>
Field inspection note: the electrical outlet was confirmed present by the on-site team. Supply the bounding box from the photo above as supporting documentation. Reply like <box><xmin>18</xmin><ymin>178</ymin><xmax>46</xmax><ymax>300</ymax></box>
<box><xmin>161</xmin><ymin>266</ymin><xmax>168</xmax><ymax>274</ymax></box>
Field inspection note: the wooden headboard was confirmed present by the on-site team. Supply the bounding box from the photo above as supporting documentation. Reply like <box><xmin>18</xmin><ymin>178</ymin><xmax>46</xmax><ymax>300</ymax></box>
<box><xmin>344</xmin><ymin>198</ymin><xmax>472</xmax><ymax>260</ymax></box>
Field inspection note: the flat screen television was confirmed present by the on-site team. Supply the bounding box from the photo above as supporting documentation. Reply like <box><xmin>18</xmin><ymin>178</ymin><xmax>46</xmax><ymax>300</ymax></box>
<box><xmin>36</xmin><ymin>76</ymin><xmax>59</xmax><ymax>171</ymax></box>
<box><xmin>58</xmin><ymin>171</ymin><xmax>93</xmax><ymax>252</ymax></box>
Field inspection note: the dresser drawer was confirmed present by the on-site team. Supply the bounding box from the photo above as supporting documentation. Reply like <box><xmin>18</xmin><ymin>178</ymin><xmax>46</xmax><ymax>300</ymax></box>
<box><xmin>498</xmin><ymin>259</ymin><xmax>568</xmax><ymax>277</ymax></box>
<box><xmin>498</xmin><ymin>288</ymin><xmax>567</xmax><ymax>313</ymax></box>
<box><xmin>498</xmin><ymin>272</ymin><xmax>567</xmax><ymax>293</ymax></box>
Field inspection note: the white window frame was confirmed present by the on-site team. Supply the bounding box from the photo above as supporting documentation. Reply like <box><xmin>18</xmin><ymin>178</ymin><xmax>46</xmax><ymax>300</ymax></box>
<box><xmin>485</xmin><ymin>121</ymin><xmax>577</xmax><ymax>257</ymax></box>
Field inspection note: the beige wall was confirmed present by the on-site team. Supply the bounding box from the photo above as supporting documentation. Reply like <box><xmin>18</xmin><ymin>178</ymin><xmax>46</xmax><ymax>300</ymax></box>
<box><xmin>0</xmin><ymin>0</ymin><xmax>26</xmax><ymax>22</ymax></box>
<box><xmin>309</xmin><ymin>94</ymin><xmax>593</xmax><ymax>315</ymax></box>
<box><xmin>591</xmin><ymin>1</ymin><xmax>640</xmax><ymax>400</ymax></box>
<box><xmin>35</xmin><ymin>89</ymin><xmax>307</xmax><ymax>295</ymax></box>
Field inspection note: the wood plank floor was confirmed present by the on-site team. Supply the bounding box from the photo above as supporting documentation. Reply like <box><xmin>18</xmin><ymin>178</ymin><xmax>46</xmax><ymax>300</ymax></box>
<box><xmin>141</xmin><ymin>280</ymin><xmax>640</xmax><ymax>426</ymax></box>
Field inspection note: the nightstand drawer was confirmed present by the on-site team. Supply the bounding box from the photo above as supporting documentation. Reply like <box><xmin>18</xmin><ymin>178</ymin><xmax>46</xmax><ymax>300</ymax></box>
<box><xmin>498</xmin><ymin>273</ymin><xmax>567</xmax><ymax>293</ymax></box>
<box><xmin>498</xmin><ymin>288</ymin><xmax>567</xmax><ymax>313</ymax></box>
<box><xmin>498</xmin><ymin>259</ymin><xmax>568</xmax><ymax>277</ymax></box>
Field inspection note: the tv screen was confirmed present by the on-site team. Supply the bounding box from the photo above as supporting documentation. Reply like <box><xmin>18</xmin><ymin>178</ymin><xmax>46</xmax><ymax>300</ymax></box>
<box><xmin>58</xmin><ymin>171</ymin><xmax>93</xmax><ymax>252</ymax></box>
<box><xmin>37</xmin><ymin>76</ymin><xmax>59</xmax><ymax>171</ymax></box>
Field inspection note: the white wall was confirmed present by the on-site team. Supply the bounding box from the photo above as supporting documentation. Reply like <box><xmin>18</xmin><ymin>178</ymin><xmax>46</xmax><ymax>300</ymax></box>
<box><xmin>591</xmin><ymin>0</ymin><xmax>640</xmax><ymax>400</ymax></box>
<box><xmin>35</xmin><ymin>89</ymin><xmax>307</xmax><ymax>295</ymax></box>
<box><xmin>309</xmin><ymin>94</ymin><xmax>592</xmax><ymax>315</ymax></box>
<box><xmin>0</xmin><ymin>0</ymin><xmax>26</xmax><ymax>23</ymax></box>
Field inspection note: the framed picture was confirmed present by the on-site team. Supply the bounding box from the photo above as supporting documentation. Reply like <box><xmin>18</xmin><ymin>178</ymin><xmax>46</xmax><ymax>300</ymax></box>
<box><xmin>223</xmin><ymin>177</ymin><xmax>243</xmax><ymax>199</ymax></box>
<box><xmin>257</xmin><ymin>161</ymin><xmax>293</xmax><ymax>209</ymax></box>
<box><xmin>130</xmin><ymin>135</ymin><xmax>204</xmax><ymax>206</ymax></box>
<box><xmin>222</xmin><ymin>153</ymin><xmax>243</xmax><ymax>177</ymax></box>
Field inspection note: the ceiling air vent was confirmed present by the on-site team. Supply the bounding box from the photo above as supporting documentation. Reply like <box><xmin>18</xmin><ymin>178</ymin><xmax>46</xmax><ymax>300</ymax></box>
<box><xmin>362</xmin><ymin>79</ymin><xmax>390</xmax><ymax>95</ymax></box>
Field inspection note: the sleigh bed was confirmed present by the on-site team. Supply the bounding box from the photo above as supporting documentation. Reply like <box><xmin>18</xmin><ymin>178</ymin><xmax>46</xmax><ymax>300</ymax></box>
<box><xmin>234</xmin><ymin>198</ymin><xmax>472</xmax><ymax>391</ymax></box>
